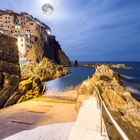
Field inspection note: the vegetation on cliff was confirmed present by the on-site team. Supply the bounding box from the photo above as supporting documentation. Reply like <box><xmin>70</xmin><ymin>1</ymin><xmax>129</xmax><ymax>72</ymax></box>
<box><xmin>76</xmin><ymin>65</ymin><xmax>140</xmax><ymax>140</ymax></box>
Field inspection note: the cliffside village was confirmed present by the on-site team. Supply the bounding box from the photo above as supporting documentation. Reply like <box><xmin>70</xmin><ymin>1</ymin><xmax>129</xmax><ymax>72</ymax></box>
<box><xmin>0</xmin><ymin>10</ymin><xmax>51</xmax><ymax>57</ymax></box>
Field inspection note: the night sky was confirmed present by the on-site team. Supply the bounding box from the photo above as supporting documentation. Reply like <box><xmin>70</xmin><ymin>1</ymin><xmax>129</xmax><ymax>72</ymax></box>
<box><xmin>0</xmin><ymin>0</ymin><xmax>140</xmax><ymax>61</ymax></box>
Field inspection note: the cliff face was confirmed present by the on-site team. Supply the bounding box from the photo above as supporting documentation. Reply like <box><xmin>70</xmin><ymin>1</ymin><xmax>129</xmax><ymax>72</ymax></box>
<box><xmin>25</xmin><ymin>33</ymin><xmax>71</xmax><ymax>66</ymax></box>
<box><xmin>0</xmin><ymin>33</ymin><xmax>45</xmax><ymax>108</ymax></box>
<box><xmin>0</xmin><ymin>33</ymin><xmax>20</xmax><ymax>108</ymax></box>
<box><xmin>76</xmin><ymin>65</ymin><xmax>140</xmax><ymax>140</ymax></box>
<box><xmin>48</xmin><ymin>36</ymin><xmax>71</xmax><ymax>66</ymax></box>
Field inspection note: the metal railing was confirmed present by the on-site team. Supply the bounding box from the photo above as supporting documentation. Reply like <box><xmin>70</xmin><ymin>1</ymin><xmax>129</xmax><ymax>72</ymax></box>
<box><xmin>94</xmin><ymin>86</ymin><xmax>129</xmax><ymax>140</ymax></box>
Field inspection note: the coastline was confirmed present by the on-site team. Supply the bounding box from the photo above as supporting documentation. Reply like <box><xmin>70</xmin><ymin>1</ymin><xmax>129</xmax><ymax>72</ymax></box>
<box><xmin>1</xmin><ymin>63</ymin><xmax>140</xmax><ymax>139</ymax></box>
<box><xmin>76</xmin><ymin>65</ymin><xmax>140</xmax><ymax>140</ymax></box>
<box><xmin>75</xmin><ymin>63</ymin><xmax>133</xmax><ymax>70</ymax></box>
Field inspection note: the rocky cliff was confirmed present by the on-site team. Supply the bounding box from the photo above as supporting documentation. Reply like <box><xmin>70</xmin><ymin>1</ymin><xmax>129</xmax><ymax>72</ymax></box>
<box><xmin>22</xmin><ymin>58</ymin><xmax>70</xmax><ymax>81</ymax></box>
<box><xmin>0</xmin><ymin>33</ymin><xmax>45</xmax><ymax>108</ymax></box>
<box><xmin>0</xmin><ymin>32</ymin><xmax>70</xmax><ymax>108</ymax></box>
<box><xmin>0</xmin><ymin>33</ymin><xmax>20</xmax><ymax>108</ymax></box>
<box><xmin>25</xmin><ymin>33</ymin><xmax>71</xmax><ymax>66</ymax></box>
<box><xmin>76</xmin><ymin>65</ymin><xmax>140</xmax><ymax>140</ymax></box>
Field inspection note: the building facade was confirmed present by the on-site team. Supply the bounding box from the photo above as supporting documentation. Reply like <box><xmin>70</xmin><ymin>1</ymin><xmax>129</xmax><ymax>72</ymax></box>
<box><xmin>0</xmin><ymin>10</ymin><xmax>51</xmax><ymax>57</ymax></box>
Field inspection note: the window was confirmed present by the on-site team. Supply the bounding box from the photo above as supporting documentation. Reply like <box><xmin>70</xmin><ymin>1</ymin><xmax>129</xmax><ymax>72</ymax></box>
<box><xmin>21</xmin><ymin>44</ymin><xmax>23</xmax><ymax>47</ymax></box>
<box><xmin>5</xmin><ymin>17</ymin><xmax>7</xmax><ymax>19</ymax></box>
<box><xmin>21</xmin><ymin>38</ymin><xmax>23</xmax><ymax>42</ymax></box>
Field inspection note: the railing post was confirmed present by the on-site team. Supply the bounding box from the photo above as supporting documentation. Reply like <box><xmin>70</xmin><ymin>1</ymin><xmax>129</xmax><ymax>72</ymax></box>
<box><xmin>100</xmin><ymin>101</ymin><xmax>103</xmax><ymax>135</ymax></box>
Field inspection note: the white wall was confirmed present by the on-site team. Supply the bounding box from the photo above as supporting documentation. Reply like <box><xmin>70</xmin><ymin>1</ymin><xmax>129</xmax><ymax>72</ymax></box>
<box><xmin>17</xmin><ymin>36</ymin><xmax>26</xmax><ymax>56</ymax></box>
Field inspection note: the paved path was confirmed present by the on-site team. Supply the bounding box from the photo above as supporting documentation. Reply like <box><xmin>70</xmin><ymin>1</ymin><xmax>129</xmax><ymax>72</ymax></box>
<box><xmin>4</xmin><ymin>122</ymin><xmax>74</xmax><ymax>140</ymax></box>
<box><xmin>69</xmin><ymin>97</ymin><xmax>108</xmax><ymax>140</ymax></box>
<box><xmin>0</xmin><ymin>100</ymin><xmax>77</xmax><ymax>139</ymax></box>
<box><xmin>0</xmin><ymin>95</ymin><xmax>109</xmax><ymax>140</ymax></box>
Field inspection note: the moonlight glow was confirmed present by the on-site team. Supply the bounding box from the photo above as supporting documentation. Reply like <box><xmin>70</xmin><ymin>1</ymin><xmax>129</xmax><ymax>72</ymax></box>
<box><xmin>42</xmin><ymin>3</ymin><xmax>54</xmax><ymax>15</ymax></box>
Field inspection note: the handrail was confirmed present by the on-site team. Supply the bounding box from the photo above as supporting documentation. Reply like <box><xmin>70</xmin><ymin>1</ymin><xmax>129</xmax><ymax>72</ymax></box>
<box><xmin>95</xmin><ymin>86</ymin><xmax>129</xmax><ymax>140</ymax></box>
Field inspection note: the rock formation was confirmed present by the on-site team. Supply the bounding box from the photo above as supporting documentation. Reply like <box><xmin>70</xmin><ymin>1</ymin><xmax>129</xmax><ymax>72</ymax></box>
<box><xmin>76</xmin><ymin>65</ymin><xmax>140</xmax><ymax>140</ymax></box>
<box><xmin>0</xmin><ymin>33</ymin><xmax>45</xmax><ymax>108</ymax></box>
<box><xmin>22</xmin><ymin>58</ymin><xmax>70</xmax><ymax>81</ymax></box>
<box><xmin>4</xmin><ymin>74</ymin><xmax>46</xmax><ymax>107</ymax></box>
<box><xmin>77</xmin><ymin>63</ymin><xmax>132</xmax><ymax>70</ymax></box>
<box><xmin>25</xmin><ymin>34</ymin><xmax>71</xmax><ymax>66</ymax></box>
<box><xmin>0</xmin><ymin>33</ymin><xmax>20</xmax><ymax>108</ymax></box>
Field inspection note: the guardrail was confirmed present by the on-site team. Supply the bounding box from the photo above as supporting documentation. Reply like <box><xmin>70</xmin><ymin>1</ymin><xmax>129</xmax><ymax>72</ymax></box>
<box><xmin>94</xmin><ymin>86</ymin><xmax>129</xmax><ymax>140</ymax></box>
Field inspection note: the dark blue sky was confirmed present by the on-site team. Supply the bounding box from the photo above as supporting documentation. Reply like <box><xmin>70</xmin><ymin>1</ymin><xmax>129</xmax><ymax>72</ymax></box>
<box><xmin>0</xmin><ymin>0</ymin><xmax>140</xmax><ymax>61</ymax></box>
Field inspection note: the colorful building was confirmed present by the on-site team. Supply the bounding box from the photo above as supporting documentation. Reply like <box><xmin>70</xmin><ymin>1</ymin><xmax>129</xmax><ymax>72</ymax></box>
<box><xmin>0</xmin><ymin>10</ymin><xmax>51</xmax><ymax>57</ymax></box>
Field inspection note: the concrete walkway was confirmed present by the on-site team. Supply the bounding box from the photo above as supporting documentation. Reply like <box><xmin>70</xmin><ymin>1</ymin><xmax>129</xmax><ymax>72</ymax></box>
<box><xmin>0</xmin><ymin>95</ymin><xmax>109</xmax><ymax>140</ymax></box>
<box><xmin>69</xmin><ymin>97</ymin><xmax>108</xmax><ymax>140</ymax></box>
<box><xmin>0</xmin><ymin>99</ymin><xmax>77</xmax><ymax>139</ymax></box>
<box><xmin>4</xmin><ymin>122</ymin><xmax>74</xmax><ymax>140</ymax></box>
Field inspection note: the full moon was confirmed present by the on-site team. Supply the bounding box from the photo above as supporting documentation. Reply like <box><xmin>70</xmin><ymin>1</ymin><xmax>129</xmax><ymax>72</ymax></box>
<box><xmin>42</xmin><ymin>3</ymin><xmax>54</xmax><ymax>15</ymax></box>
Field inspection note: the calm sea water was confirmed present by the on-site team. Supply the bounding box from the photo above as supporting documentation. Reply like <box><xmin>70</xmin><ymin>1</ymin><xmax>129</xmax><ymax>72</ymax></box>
<box><xmin>45</xmin><ymin>67</ymin><xmax>95</xmax><ymax>92</ymax></box>
<box><xmin>45</xmin><ymin>62</ymin><xmax>140</xmax><ymax>101</ymax></box>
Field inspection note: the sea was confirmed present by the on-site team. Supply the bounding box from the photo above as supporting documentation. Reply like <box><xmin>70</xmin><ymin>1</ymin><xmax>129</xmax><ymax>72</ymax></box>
<box><xmin>45</xmin><ymin>62</ymin><xmax>140</xmax><ymax>101</ymax></box>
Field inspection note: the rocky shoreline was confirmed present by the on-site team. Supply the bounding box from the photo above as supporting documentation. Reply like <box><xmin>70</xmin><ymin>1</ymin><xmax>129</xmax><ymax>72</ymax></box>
<box><xmin>76</xmin><ymin>65</ymin><xmax>140</xmax><ymax>140</ymax></box>
<box><xmin>76</xmin><ymin>63</ymin><xmax>133</xmax><ymax>70</ymax></box>
<box><xmin>3</xmin><ymin>58</ymin><xmax>70</xmax><ymax>108</ymax></box>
